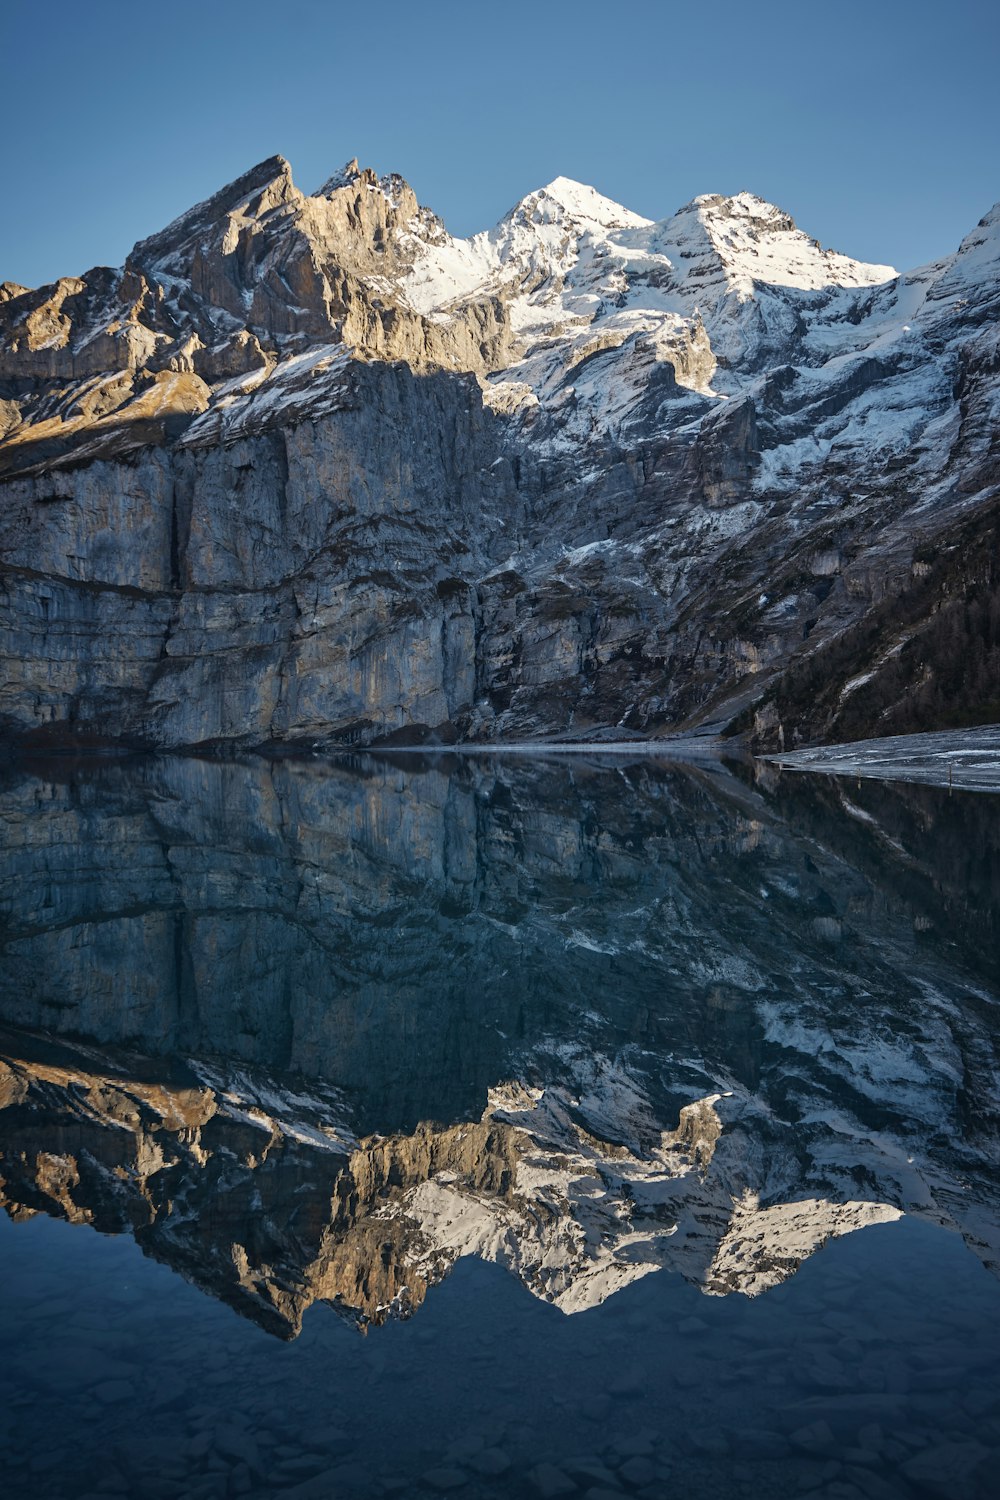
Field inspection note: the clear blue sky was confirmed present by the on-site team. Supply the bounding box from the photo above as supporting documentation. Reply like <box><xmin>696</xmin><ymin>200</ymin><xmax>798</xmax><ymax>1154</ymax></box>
<box><xmin>3</xmin><ymin>0</ymin><xmax>998</xmax><ymax>288</ymax></box>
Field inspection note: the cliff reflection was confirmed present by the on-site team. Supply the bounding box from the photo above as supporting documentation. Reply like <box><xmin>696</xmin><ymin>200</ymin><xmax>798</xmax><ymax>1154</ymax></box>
<box><xmin>1</xmin><ymin>752</ymin><xmax>998</xmax><ymax>1337</ymax></box>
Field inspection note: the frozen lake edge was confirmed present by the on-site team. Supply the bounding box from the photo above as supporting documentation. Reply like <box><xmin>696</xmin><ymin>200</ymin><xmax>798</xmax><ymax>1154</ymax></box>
<box><xmin>765</xmin><ymin>724</ymin><xmax>1000</xmax><ymax>792</ymax></box>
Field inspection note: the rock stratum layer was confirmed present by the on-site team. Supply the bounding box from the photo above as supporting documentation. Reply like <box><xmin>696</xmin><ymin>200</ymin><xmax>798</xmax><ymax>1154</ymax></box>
<box><xmin>1</xmin><ymin>158</ymin><xmax>999</xmax><ymax>749</ymax></box>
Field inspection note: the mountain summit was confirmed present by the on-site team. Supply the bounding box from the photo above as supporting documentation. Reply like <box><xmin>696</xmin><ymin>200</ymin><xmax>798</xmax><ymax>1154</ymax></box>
<box><xmin>0</xmin><ymin>156</ymin><xmax>998</xmax><ymax>751</ymax></box>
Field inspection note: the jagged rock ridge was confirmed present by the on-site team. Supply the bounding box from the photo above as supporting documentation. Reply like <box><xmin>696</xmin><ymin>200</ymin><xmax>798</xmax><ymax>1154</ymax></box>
<box><xmin>1</xmin><ymin>157</ymin><xmax>998</xmax><ymax>748</ymax></box>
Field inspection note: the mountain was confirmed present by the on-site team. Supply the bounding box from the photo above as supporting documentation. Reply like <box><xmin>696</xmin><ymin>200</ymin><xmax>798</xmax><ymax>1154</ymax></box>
<box><xmin>1</xmin><ymin>157</ymin><xmax>998</xmax><ymax>750</ymax></box>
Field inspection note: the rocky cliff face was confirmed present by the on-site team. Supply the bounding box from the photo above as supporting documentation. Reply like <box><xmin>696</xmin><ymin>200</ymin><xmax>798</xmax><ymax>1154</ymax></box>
<box><xmin>1</xmin><ymin>158</ymin><xmax>998</xmax><ymax>748</ymax></box>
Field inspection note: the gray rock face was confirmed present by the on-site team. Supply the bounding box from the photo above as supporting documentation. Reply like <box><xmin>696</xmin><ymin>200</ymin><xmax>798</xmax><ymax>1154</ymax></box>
<box><xmin>0</xmin><ymin>362</ymin><xmax>518</xmax><ymax>747</ymax></box>
<box><xmin>1</xmin><ymin>160</ymin><xmax>999</xmax><ymax>749</ymax></box>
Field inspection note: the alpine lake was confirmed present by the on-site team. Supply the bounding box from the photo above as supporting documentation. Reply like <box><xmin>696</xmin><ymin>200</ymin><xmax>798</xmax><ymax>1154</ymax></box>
<box><xmin>1</xmin><ymin>747</ymin><xmax>998</xmax><ymax>1500</ymax></box>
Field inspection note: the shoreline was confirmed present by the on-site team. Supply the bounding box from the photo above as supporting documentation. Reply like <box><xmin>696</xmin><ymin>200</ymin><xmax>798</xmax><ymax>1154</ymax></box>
<box><xmin>764</xmin><ymin>724</ymin><xmax>1000</xmax><ymax>794</ymax></box>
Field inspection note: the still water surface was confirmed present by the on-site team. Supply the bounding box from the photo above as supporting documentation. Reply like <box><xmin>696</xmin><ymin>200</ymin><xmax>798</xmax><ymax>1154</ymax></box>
<box><xmin>0</xmin><ymin>751</ymin><xmax>998</xmax><ymax>1499</ymax></box>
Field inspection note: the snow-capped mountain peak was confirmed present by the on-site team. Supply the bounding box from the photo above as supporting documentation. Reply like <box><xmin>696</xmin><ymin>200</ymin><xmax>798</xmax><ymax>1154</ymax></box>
<box><xmin>392</xmin><ymin>176</ymin><xmax>901</xmax><ymax>422</ymax></box>
<box><xmin>658</xmin><ymin>190</ymin><xmax>897</xmax><ymax>297</ymax></box>
<box><xmin>506</xmin><ymin>176</ymin><xmax>652</xmax><ymax>232</ymax></box>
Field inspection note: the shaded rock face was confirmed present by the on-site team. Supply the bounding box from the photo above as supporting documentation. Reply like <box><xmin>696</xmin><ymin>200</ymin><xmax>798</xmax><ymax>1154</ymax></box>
<box><xmin>739</xmin><ymin>498</ymin><xmax>1000</xmax><ymax>748</ymax></box>
<box><xmin>0</xmin><ymin>364</ymin><xmax>516</xmax><ymax>747</ymax></box>
<box><xmin>1</xmin><ymin>754</ymin><xmax>998</xmax><ymax>1335</ymax></box>
<box><xmin>1</xmin><ymin>158</ymin><xmax>999</xmax><ymax>748</ymax></box>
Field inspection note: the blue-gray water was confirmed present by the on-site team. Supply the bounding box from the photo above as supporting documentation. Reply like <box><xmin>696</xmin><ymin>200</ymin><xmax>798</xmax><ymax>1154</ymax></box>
<box><xmin>1</xmin><ymin>750</ymin><xmax>998</xmax><ymax>1499</ymax></box>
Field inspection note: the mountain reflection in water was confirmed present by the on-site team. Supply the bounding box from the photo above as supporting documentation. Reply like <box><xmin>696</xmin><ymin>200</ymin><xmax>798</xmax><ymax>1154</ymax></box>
<box><xmin>0</xmin><ymin>752</ymin><xmax>999</xmax><ymax>1499</ymax></box>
